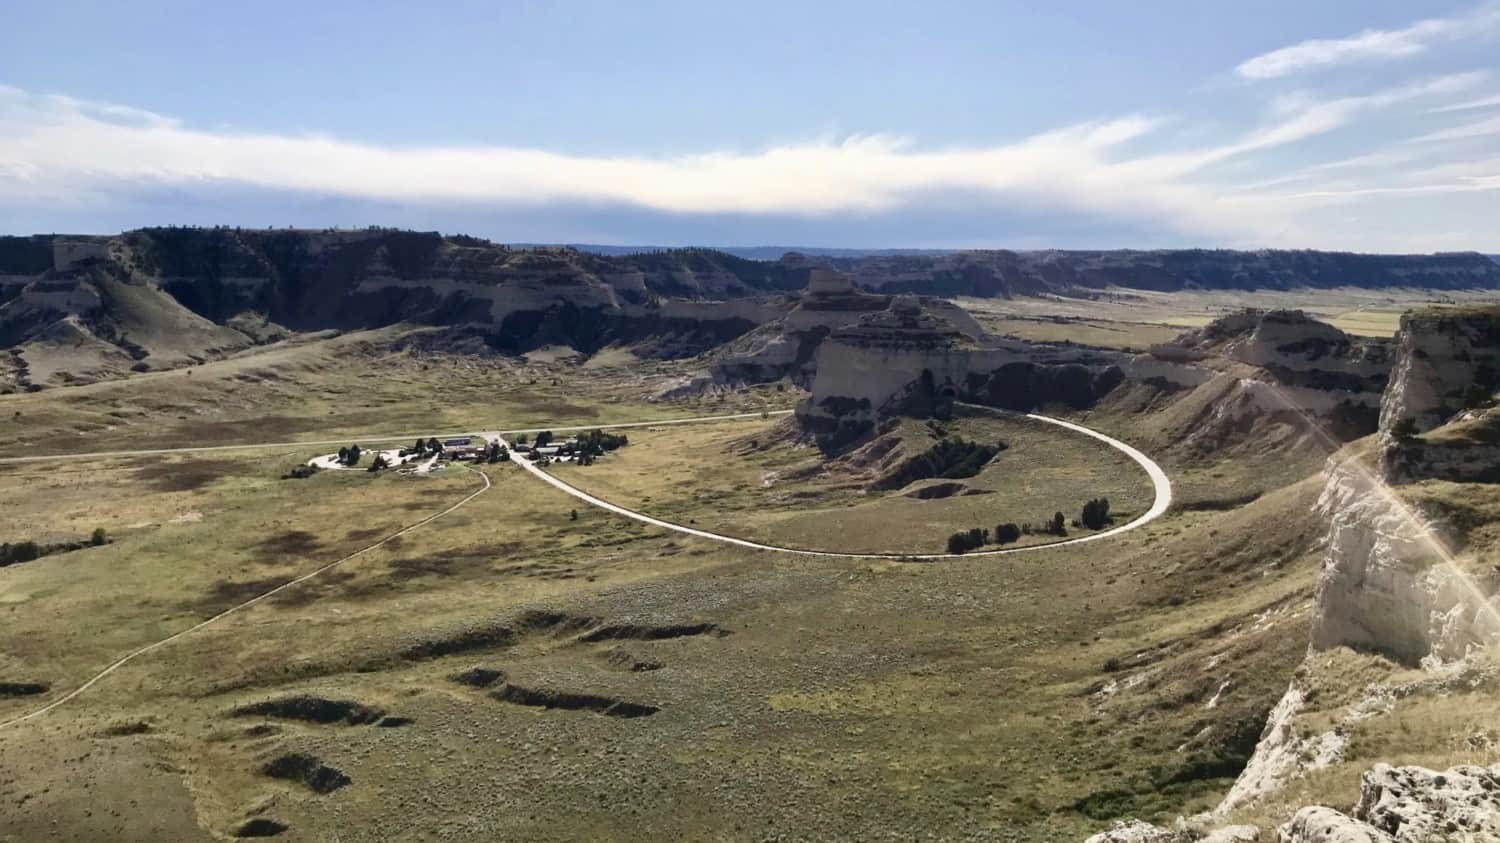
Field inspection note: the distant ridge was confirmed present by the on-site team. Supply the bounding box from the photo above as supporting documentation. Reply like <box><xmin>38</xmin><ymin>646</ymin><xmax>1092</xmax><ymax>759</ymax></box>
<box><xmin>515</xmin><ymin>244</ymin><xmax>957</xmax><ymax>260</ymax></box>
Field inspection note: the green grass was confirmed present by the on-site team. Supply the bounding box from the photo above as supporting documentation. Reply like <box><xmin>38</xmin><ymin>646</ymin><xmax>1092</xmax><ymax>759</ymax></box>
<box><xmin>551</xmin><ymin>414</ymin><xmax>1154</xmax><ymax>554</ymax></box>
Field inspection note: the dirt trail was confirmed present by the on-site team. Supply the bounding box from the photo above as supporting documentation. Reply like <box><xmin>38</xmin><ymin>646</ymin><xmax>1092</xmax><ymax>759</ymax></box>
<box><xmin>0</xmin><ymin>465</ymin><xmax>492</xmax><ymax>729</ymax></box>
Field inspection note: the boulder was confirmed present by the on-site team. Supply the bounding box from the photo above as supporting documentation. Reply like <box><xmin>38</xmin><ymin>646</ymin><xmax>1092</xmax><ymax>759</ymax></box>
<box><xmin>1278</xmin><ymin>806</ymin><xmax>1392</xmax><ymax>842</ymax></box>
<box><xmin>1356</xmin><ymin>762</ymin><xmax>1500</xmax><ymax>841</ymax></box>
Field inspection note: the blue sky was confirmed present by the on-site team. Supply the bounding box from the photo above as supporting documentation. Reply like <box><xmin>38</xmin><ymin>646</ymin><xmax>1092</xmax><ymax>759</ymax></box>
<box><xmin>1</xmin><ymin>1</ymin><xmax>1498</xmax><ymax>250</ymax></box>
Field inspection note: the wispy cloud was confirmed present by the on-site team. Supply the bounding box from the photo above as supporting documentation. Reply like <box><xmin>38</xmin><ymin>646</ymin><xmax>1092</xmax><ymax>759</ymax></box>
<box><xmin>1409</xmin><ymin>113</ymin><xmax>1500</xmax><ymax>142</ymax></box>
<box><xmin>1430</xmin><ymin>93</ymin><xmax>1500</xmax><ymax>113</ymax></box>
<box><xmin>1235</xmin><ymin>3</ymin><xmax>1500</xmax><ymax>80</ymax></box>
<box><xmin>0</xmin><ymin>68</ymin><xmax>1493</xmax><ymax>251</ymax></box>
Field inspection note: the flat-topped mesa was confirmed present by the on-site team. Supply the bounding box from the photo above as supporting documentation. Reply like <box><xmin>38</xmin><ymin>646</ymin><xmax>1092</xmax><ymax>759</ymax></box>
<box><xmin>1155</xmin><ymin>309</ymin><xmax>1390</xmax><ymax>381</ymax></box>
<box><xmin>1377</xmin><ymin>305</ymin><xmax>1500</xmax><ymax>483</ymax></box>
<box><xmin>795</xmin><ymin>301</ymin><xmax>1121</xmax><ymax>449</ymax></box>
<box><xmin>1380</xmin><ymin>305</ymin><xmax>1500</xmax><ymax>438</ymax></box>
<box><xmin>707</xmin><ymin>271</ymin><xmax>986</xmax><ymax>389</ymax></box>
<box><xmin>825</xmin><ymin>298</ymin><xmax>974</xmax><ymax>349</ymax></box>
<box><xmin>1141</xmin><ymin>309</ymin><xmax>1395</xmax><ymax>442</ymax></box>
<box><xmin>805</xmin><ymin>268</ymin><xmax>857</xmax><ymax>297</ymax></box>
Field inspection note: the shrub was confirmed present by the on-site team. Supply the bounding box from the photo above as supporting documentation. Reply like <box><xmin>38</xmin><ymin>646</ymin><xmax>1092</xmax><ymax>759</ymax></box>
<box><xmin>945</xmin><ymin>529</ymin><xmax>987</xmax><ymax>554</ymax></box>
<box><xmin>994</xmin><ymin>523</ymin><xmax>1021</xmax><ymax>544</ymax></box>
<box><xmin>5</xmin><ymin>541</ymin><xmax>41</xmax><ymax>565</ymax></box>
<box><xmin>1390</xmin><ymin>416</ymin><xmax>1419</xmax><ymax>441</ymax></box>
<box><xmin>90</xmin><ymin>528</ymin><xmax>108</xmax><ymax>546</ymax></box>
<box><xmin>1081</xmin><ymin>498</ymin><xmax>1111</xmax><ymax>530</ymax></box>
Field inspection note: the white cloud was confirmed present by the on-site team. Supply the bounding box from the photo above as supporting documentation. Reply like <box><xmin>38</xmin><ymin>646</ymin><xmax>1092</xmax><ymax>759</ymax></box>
<box><xmin>1235</xmin><ymin>3</ymin><xmax>1500</xmax><ymax>80</ymax></box>
<box><xmin>1409</xmin><ymin>113</ymin><xmax>1500</xmax><ymax>142</ymax></box>
<box><xmin>0</xmin><ymin>74</ymin><xmax>1494</xmax><ymax>252</ymax></box>
<box><xmin>1430</xmin><ymin>93</ymin><xmax>1500</xmax><ymax>113</ymax></box>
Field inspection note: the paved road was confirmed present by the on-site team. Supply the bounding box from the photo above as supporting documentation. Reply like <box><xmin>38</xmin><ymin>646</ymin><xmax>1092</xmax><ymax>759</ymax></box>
<box><xmin>498</xmin><ymin>409</ymin><xmax>1172</xmax><ymax>560</ymax></box>
<box><xmin>1</xmin><ymin>407</ymin><xmax>1170</xmax><ymax>728</ymax></box>
<box><xmin>0</xmin><ymin>411</ymin><xmax>795</xmax><ymax>465</ymax></box>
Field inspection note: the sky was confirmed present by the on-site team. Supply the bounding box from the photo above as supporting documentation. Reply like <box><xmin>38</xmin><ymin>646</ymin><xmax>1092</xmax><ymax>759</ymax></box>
<box><xmin>1</xmin><ymin>0</ymin><xmax>1498</xmax><ymax>252</ymax></box>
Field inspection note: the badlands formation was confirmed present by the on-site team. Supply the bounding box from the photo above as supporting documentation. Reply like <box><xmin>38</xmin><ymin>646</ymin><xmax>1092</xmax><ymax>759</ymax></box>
<box><xmin>4</xmin><ymin>239</ymin><xmax>1500</xmax><ymax>840</ymax></box>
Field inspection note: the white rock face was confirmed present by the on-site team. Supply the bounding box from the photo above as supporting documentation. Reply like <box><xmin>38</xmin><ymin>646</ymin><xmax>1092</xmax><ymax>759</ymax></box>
<box><xmin>9</xmin><ymin>277</ymin><xmax>104</xmax><ymax>315</ymax></box>
<box><xmin>1083</xmin><ymin>819</ymin><xmax>1180</xmax><ymax>843</ymax></box>
<box><xmin>1380</xmin><ymin>308</ymin><xmax>1500</xmax><ymax>438</ymax></box>
<box><xmin>1199</xmin><ymin>827</ymin><xmax>1260</xmax><ymax>843</ymax></box>
<box><xmin>1356</xmin><ymin>762</ymin><xmax>1500</xmax><ymax>840</ymax></box>
<box><xmin>1312</xmin><ymin>454</ymin><xmax>1500</xmax><ymax>665</ymax></box>
<box><xmin>1279</xmin><ymin>806</ymin><xmax>1392</xmax><ymax>842</ymax></box>
<box><xmin>1215</xmin><ymin>685</ymin><xmax>1343</xmax><ymax>815</ymax></box>
<box><xmin>1276</xmin><ymin>762</ymin><xmax>1500</xmax><ymax>842</ymax></box>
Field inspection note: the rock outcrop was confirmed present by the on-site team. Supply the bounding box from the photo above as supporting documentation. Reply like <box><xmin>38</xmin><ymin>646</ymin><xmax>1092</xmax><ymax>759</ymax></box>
<box><xmin>1309</xmin><ymin>452</ymin><xmax>1500</xmax><ymax>665</ymax></box>
<box><xmin>1278</xmin><ymin>762</ymin><xmax>1500</xmax><ymax>842</ymax></box>
<box><xmin>1379</xmin><ymin>306</ymin><xmax>1500</xmax><ymax>438</ymax></box>
<box><xmin>1154</xmin><ymin>310</ymin><xmax>1390</xmax><ymax>425</ymax></box>
<box><xmin>793</xmin><ymin>299</ymin><xmax>1078</xmax><ymax>447</ymax></box>
<box><xmin>709</xmin><ymin>270</ymin><xmax>984</xmax><ymax>388</ymax></box>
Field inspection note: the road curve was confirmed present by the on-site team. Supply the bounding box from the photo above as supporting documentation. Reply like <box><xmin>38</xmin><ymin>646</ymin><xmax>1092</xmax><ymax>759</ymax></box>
<box><xmin>0</xmin><ymin>408</ymin><xmax>1168</xmax><ymax>727</ymax></box>
<box><xmin>500</xmin><ymin>411</ymin><xmax>1172</xmax><ymax>560</ymax></box>
<box><xmin>0</xmin><ymin>465</ymin><xmax>492</xmax><ymax>730</ymax></box>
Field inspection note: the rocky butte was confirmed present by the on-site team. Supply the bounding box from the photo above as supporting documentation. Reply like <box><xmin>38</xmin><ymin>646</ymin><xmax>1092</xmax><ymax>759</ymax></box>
<box><xmin>1083</xmin><ymin>307</ymin><xmax>1500</xmax><ymax>843</ymax></box>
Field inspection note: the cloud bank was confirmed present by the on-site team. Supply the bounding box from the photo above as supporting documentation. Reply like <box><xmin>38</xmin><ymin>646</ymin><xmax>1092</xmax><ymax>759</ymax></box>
<box><xmin>1</xmin><ymin>47</ymin><xmax>1497</xmax><ymax>251</ymax></box>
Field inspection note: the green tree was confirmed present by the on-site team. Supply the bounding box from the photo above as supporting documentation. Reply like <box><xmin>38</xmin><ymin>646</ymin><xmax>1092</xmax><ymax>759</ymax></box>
<box><xmin>995</xmin><ymin>523</ymin><xmax>1021</xmax><ymax>544</ymax></box>
<box><xmin>1390</xmin><ymin>417</ymin><xmax>1420</xmax><ymax>441</ymax></box>
<box><xmin>9</xmin><ymin>541</ymin><xmax>40</xmax><ymax>564</ymax></box>
<box><xmin>1051</xmin><ymin>512</ymin><xmax>1067</xmax><ymax>536</ymax></box>
<box><xmin>90</xmin><ymin>527</ymin><xmax>108</xmax><ymax>546</ymax></box>
<box><xmin>1081</xmin><ymin>498</ymin><xmax>1111</xmax><ymax>531</ymax></box>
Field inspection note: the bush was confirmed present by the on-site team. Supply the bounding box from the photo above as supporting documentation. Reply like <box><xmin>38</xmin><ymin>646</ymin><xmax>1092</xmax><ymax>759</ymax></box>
<box><xmin>872</xmin><ymin>437</ymin><xmax>1006</xmax><ymax>491</ymax></box>
<box><xmin>994</xmin><ymin>523</ymin><xmax>1021</xmax><ymax>544</ymax></box>
<box><xmin>574</xmin><ymin>429</ymin><xmax>628</xmax><ymax>458</ymax></box>
<box><xmin>91</xmin><ymin>528</ymin><xmax>108</xmax><ymax>546</ymax></box>
<box><xmin>1081</xmin><ymin>498</ymin><xmax>1111</xmax><ymax>530</ymax></box>
<box><xmin>3</xmin><ymin>541</ymin><xmax>41</xmax><ymax>565</ymax></box>
<box><xmin>945</xmin><ymin>529</ymin><xmax>987</xmax><ymax>554</ymax></box>
<box><xmin>1390</xmin><ymin>416</ymin><xmax>1419</xmax><ymax>441</ymax></box>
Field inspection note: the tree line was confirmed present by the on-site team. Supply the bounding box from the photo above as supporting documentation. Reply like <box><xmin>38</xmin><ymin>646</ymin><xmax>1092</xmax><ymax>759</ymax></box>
<box><xmin>945</xmin><ymin>498</ymin><xmax>1111</xmax><ymax>554</ymax></box>
<box><xmin>2</xmin><ymin>528</ymin><xmax>109</xmax><ymax>568</ymax></box>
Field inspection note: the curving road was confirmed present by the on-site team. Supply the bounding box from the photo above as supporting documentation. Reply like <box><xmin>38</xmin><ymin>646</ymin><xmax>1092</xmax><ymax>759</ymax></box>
<box><xmin>497</xmin><ymin>410</ymin><xmax>1172</xmax><ymax>560</ymax></box>
<box><xmin>1</xmin><ymin>407</ymin><xmax>1169</xmax><ymax>728</ymax></box>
